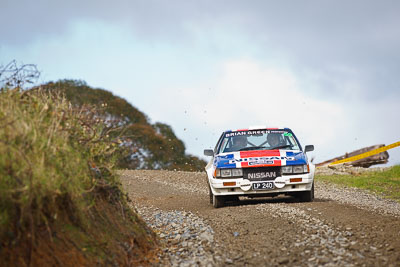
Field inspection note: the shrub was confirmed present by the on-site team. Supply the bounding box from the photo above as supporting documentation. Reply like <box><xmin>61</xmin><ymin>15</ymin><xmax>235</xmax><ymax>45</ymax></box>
<box><xmin>0</xmin><ymin>88</ymin><xmax>123</xmax><ymax>241</ymax></box>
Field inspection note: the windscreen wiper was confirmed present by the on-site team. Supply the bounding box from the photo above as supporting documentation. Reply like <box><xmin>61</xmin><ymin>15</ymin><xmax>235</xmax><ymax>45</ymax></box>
<box><xmin>239</xmin><ymin>146</ymin><xmax>267</xmax><ymax>151</ymax></box>
<box><xmin>270</xmin><ymin>144</ymin><xmax>291</xmax><ymax>150</ymax></box>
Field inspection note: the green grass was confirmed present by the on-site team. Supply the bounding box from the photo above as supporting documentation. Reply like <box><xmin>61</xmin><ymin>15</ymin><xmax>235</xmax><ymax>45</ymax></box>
<box><xmin>316</xmin><ymin>165</ymin><xmax>400</xmax><ymax>202</ymax></box>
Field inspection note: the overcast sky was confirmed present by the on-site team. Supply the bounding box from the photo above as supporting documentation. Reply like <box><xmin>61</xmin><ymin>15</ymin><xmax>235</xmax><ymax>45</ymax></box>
<box><xmin>1</xmin><ymin>0</ymin><xmax>400</xmax><ymax>165</ymax></box>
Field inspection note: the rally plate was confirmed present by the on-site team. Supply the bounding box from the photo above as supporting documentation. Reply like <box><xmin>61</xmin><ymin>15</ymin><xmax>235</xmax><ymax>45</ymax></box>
<box><xmin>252</xmin><ymin>181</ymin><xmax>275</xmax><ymax>191</ymax></box>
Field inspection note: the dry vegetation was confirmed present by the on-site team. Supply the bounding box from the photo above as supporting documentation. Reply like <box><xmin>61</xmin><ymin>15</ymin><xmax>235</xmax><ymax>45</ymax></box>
<box><xmin>0</xmin><ymin>85</ymin><xmax>157</xmax><ymax>265</ymax></box>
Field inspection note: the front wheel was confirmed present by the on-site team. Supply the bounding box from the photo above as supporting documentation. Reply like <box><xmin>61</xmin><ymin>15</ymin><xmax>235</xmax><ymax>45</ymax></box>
<box><xmin>208</xmin><ymin>185</ymin><xmax>213</xmax><ymax>204</ymax></box>
<box><xmin>225</xmin><ymin>195</ymin><xmax>239</xmax><ymax>203</ymax></box>
<box><xmin>212</xmin><ymin>194</ymin><xmax>225</xmax><ymax>208</ymax></box>
<box><xmin>299</xmin><ymin>182</ymin><xmax>314</xmax><ymax>202</ymax></box>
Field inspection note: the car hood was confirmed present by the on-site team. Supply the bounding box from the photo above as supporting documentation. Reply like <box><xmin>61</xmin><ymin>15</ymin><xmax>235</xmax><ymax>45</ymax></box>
<box><xmin>213</xmin><ymin>150</ymin><xmax>308</xmax><ymax>169</ymax></box>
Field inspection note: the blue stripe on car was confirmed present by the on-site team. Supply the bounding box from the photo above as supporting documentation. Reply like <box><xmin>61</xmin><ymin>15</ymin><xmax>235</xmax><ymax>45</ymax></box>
<box><xmin>285</xmin><ymin>151</ymin><xmax>307</xmax><ymax>165</ymax></box>
<box><xmin>214</xmin><ymin>154</ymin><xmax>236</xmax><ymax>169</ymax></box>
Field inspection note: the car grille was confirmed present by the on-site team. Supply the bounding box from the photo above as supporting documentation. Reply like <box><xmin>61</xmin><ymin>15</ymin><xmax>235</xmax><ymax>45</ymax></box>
<box><xmin>243</xmin><ymin>167</ymin><xmax>281</xmax><ymax>181</ymax></box>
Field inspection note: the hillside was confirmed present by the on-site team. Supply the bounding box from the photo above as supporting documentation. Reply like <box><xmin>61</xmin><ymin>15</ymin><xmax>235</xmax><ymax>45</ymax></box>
<box><xmin>0</xmin><ymin>88</ymin><xmax>158</xmax><ymax>265</ymax></box>
<box><xmin>39</xmin><ymin>80</ymin><xmax>206</xmax><ymax>171</ymax></box>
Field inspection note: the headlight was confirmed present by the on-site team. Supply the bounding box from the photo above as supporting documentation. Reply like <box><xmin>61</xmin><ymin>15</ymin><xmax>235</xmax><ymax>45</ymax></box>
<box><xmin>232</xmin><ymin>168</ymin><xmax>243</xmax><ymax>176</ymax></box>
<box><xmin>293</xmin><ymin>165</ymin><xmax>304</xmax><ymax>173</ymax></box>
<box><xmin>215</xmin><ymin>168</ymin><xmax>243</xmax><ymax>178</ymax></box>
<box><xmin>281</xmin><ymin>164</ymin><xmax>309</xmax><ymax>175</ymax></box>
<box><xmin>281</xmin><ymin>166</ymin><xmax>292</xmax><ymax>174</ymax></box>
<box><xmin>221</xmin><ymin>169</ymin><xmax>232</xmax><ymax>177</ymax></box>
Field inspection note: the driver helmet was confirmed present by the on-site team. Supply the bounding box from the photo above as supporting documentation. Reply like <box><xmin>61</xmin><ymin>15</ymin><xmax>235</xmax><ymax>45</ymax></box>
<box><xmin>267</xmin><ymin>133</ymin><xmax>282</xmax><ymax>147</ymax></box>
<box><xmin>232</xmin><ymin>135</ymin><xmax>247</xmax><ymax>147</ymax></box>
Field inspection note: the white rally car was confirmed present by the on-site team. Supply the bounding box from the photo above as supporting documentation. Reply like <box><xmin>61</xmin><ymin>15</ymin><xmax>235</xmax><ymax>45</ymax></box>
<box><xmin>204</xmin><ymin>127</ymin><xmax>315</xmax><ymax>208</ymax></box>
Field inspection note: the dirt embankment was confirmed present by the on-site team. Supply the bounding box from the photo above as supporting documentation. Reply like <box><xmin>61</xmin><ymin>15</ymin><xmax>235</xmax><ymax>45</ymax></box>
<box><xmin>0</xmin><ymin>197</ymin><xmax>158</xmax><ymax>267</ymax></box>
<box><xmin>121</xmin><ymin>170</ymin><xmax>400</xmax><ymax>266</ymax></box>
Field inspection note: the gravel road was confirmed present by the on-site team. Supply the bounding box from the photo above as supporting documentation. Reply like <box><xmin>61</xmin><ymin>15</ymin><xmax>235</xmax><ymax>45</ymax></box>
<box><xmin>120</xmin><ymin>170</ymin><xmax>400</xmax><ymax>266</ymax></box>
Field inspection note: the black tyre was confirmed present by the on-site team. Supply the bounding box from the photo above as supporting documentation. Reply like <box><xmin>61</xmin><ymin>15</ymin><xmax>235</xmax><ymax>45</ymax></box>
<box><xmin>208</xmin><ymin>185</ymin><xmax>213</xmax><ymax>204</ymax></box>
<box><xmin>299</xmin><ymin>182</ymin><xmax>314</xmax><ymax>202</ymax></box>
<box><xmin>225</xmin><ymin>195</ymin><xmax>239</xmax><ymax>202</ymax></box>
<box><xmin>212</xmin><ymin>194</ymin><xmax>225</xmax><ymax>208</ymax></box>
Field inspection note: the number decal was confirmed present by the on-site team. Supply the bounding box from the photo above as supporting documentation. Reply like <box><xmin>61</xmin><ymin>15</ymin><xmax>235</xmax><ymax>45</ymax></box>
<box><xmin>252</xmin><ymin>182</ymin><xmax>274</xmax><ymax>190</ymax></box>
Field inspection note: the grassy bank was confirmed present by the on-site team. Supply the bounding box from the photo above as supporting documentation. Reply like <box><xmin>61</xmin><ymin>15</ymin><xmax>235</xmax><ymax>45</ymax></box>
<box><xmin>0</xmin><ymin>88</ymin><xmax>157</xmax><ymax>265</ymax></box>
<box><xmin>316</xmin><ymin>165</ymin><xmax>400</xmax><ymax>202</ymax></box>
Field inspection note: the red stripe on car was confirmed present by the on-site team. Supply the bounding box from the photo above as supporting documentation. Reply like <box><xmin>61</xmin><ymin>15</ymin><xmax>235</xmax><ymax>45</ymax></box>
<box><xmin>240</xmin><ymin>150</ymin><xmax>281</xmax><ymax>158</ymax></box>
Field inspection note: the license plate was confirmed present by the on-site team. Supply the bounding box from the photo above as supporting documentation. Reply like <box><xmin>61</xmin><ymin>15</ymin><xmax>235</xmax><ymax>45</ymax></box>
<box><xmin>252</xmin><ymin>182</ymin><xmax>275</xmax><ymax>190</ymax></box>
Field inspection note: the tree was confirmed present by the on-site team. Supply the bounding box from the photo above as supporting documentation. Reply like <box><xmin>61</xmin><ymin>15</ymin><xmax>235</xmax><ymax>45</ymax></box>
<box><xmin>39</xmin><ymin>80</ymin><xmax>206</xmax><ymax>171</ymax></box>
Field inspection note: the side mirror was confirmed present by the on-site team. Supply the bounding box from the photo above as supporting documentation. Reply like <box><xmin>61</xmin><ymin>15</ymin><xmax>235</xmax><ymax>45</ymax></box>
<box><xmin>305</xmin><ymin>145</ymin><xmax>314</xmax><ymax>152</ymax></box>
<box><xmin>204</xmin><ymin>149</ymin><xmax>214</xmax><ymax>156</ymax></box>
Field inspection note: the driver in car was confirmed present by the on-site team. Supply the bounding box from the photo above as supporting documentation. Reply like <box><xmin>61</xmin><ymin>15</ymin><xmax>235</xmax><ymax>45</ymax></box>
<box><xmin>226</xmin><ymin>135</ymin><xmax>248</xmax><ymax>152</ymax></box>
<box><xmin>267</xmin><ymin>133</ymin><xmax>282</xmax><ymax>147</ymax></box>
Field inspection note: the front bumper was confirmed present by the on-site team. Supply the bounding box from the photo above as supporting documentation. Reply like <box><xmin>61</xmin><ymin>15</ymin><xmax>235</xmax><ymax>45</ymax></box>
<box><xmin>209</xmin><ymin>173</ymin><xmax>313</xmax><ymax>196</ymax></box>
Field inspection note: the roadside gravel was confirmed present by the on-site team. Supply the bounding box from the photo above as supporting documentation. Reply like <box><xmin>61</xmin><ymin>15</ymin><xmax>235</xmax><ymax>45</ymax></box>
<box><xmin>124</xmin><ymin>169</ymin><xmax>400</xmax><ymax>217</ymax></box>
<box><xmin>315</xmin><ymin>165</ymin><xmax>400</xmax><ymax>217</ymax></box>
<box><xmin>133</xmin><ymin>205</ymin><xmax>220</xmax><ymax>267</ymax></box>
<box><xmin>120</xmin><ymin>169</ymin><xmax>400</xmax><ymax>266</ymax></box>
<box><xmin>315</xmin><ymin>165</ymin><xmax>390</xmax><ymax>176</ymax></box>
<box><xmin>258</xmin><ymin>203</ymin><xmax>363</xmax><ymax>266</ymax></box>
<box><xmin>316</xmin><ymin>181</ymin><xmax>400</xmax><ymax>217</ymax></box>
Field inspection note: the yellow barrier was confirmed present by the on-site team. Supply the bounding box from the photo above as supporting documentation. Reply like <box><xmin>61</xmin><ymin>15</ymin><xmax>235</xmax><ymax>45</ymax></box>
<box><xmin>329</xmin><ymin>141</ymin><xmax>400</xmax><ymax>166</ymax></box>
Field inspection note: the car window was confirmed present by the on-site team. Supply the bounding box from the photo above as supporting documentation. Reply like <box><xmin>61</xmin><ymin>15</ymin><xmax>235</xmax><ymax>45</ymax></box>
<box><xmin>218</xmin><ymin>129</ymin><xmax>300</xmax><ymax>153</ymax></box>
<box><xmin>286</xmin><ymin>135</ymin><xmax>300</xmax><ymax>150</ymax></box>
<box><xmin>214</xmin><ymin>133</ymin><xmax>225</xmax><ymax>153</ymax></box>
<box><xmin>219</xmin><ymin>138</ymin><xmax>229</xmax><ymax>153</ymax></box>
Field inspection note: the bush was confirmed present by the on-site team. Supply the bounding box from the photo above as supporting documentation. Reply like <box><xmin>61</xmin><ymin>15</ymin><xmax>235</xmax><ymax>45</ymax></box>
<box><xmin>0</xmin><ymin>88</ymin><xmax>123</xmax><ymax>240</ymax></box>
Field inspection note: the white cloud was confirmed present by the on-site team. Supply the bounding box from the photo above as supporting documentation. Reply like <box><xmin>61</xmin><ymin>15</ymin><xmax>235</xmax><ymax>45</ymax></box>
<box><xmin>152</xmin><ymin>59</ymin><xmax>349</xmax><ymax>162</ymax></box>
<box><xmin>2</xmin><ymin>1</ymin><xmax>399</xmax><ymax>165</ymax></box>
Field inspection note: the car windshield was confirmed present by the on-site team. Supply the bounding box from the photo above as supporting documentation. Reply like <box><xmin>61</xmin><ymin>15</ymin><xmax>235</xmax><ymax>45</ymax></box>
<box><xmin>218</xmin><ymin>129</ymin><xmax>300</xmax><ymax>153</ymax></box>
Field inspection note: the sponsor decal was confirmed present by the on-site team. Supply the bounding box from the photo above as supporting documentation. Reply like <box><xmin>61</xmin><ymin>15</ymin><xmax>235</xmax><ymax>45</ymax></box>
<box><xmin>274</xmin><ymin>177</ymin><xmax>286</xmax><ymax>188</ymax></box>
<box><xmin>225</xmin><ymin>130</ymin><xmax>286</xmax><ymax>138</ymax></box>
<box><xmin>214</xmin><ymin>151</ymin><xmax>306</xmax><ymax>169</ymax></box>
<box><xmin>239</xmin><ymin>179</ymin><xmax>252</xmax><ymax>191</ymax></box>
<box><xmin>248</xmin><ymin>160</ymin><xmax>274</xmax><ymax>166</ymax></box>
<box><xmin>248</xmin><ymin>172</ymin><xmax>276</xmax><ymax>179</ymax></box>
<box><xmin>228</xmin><ymin>156</ymin><xmax>295</xmax><ymax>164</ymax></box>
